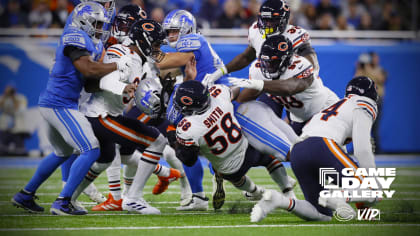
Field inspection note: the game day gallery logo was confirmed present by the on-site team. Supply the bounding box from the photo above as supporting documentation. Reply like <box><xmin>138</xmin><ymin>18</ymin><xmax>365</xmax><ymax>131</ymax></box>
<box><xmin>319</xmin><ymin>167</ymin><xmax>396</xmax><ymax>221</ymax></box>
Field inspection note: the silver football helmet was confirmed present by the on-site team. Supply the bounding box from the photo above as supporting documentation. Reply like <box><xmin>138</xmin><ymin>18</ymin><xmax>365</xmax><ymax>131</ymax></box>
<box><xmin>134</xmin><ymin>75</ymin><xmax>163</xmax><ymax>119</ymax></box>
<box><xmin>162</xmin><ymin>9</ymin><xmax>197</xmax><ymax>48</ymax></box>
<box><xmin>71</xmin><ymin>2</ymin><xmax>111</xmax><ymax>44</ymax></box>
<box><xmin>80</xmin><ymin>0</ymin><xmax>115</xmax><ymax>18</ymax></box>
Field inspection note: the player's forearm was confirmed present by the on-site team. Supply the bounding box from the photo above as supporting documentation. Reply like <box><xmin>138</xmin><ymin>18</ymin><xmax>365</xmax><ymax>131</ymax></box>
<box><xmin>74</xmin><ymin>56</ymin><xmax>117</xmax><ymax>79</ymax></box>
<box><xmin>235</xmin><ymin>88</ymin><xmax>260</xmax><ymax>103</ymax></box>
<box><xmin>226</xmin><ymin>46</ymin><xmax>256</xmax><ymax>73</ymax></box>
<box><xmin>262</xmin><ymin>76</ymin><xmax>313</xmax><ymax>96</ymax></box>
<box><xmin>157</xmin><ymin>52</ymin><xmax>193</xmax><ymax>70</ymax></box>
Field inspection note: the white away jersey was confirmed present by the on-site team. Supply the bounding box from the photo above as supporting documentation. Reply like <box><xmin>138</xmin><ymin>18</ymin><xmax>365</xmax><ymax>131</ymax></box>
<box><xmin>302</xmin><ymin>95</ymin><xmax>378</xmax><ymax>145</ymax></box>
<box><xmin>81</xmin><ymin>44</ymin><xmax>146</xmax><ymax>117</ymax></box>
<box><xmin>248</xmin><ymin>22</ymin><xmax>310</xmax><ymax>57</ymax></box>
<box><xmin>250</xmin><ymin>55</ymin><xmax>339</xmax><ymax>122</ymax></box>
<box><xmin>176</xmin><ymin>85</ymin><xmax>248</xmax><ymax>174</ymax></box>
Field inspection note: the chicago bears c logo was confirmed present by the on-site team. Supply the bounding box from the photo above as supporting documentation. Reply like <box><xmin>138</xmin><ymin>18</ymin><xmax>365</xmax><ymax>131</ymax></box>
<box><xmin>142</xmin><ymin>22</ymin><xmax>155</xmax><ymax>31</ymax></box>
<box><xmin>278</xmin><ymin>42</ymin><xmax>288</xmax><ymax>51</ymax></box>
<box><xmin>180</xmin><ymin>96</ymin><xmax>193</xmax><ymax>105</ymax></box>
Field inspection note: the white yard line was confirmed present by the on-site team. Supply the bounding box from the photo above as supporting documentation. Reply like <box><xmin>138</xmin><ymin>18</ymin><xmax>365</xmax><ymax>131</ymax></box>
<box><xmin>1</xmin><ymin>224</ymin><xmax>419</xmax><ymax>231</ymax></box>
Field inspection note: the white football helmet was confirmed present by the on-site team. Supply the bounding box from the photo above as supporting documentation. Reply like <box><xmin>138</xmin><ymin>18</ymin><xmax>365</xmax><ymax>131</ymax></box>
<box><xmin>134</xmin><ymin>75</ymin><xmax>163</xmax><ymax>119</ymax></box>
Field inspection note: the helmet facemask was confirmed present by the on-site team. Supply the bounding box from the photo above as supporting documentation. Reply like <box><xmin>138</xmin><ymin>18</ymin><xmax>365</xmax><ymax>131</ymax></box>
<box><xmin>260</xmin><ymin>52</ymin><xmax>292</xmax><ymax>80</ymax></box>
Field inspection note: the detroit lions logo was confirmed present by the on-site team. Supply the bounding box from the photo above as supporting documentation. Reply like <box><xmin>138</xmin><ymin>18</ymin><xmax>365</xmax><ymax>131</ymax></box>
<box><xmin>77</xmin><ymin>5</ymin><xmax>93</xmax><ymax>17</ymax></box>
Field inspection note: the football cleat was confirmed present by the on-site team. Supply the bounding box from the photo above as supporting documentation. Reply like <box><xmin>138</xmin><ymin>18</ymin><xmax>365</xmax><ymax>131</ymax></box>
<box><xmin>83</xmin><ymin>183</ymin><xmax>106</xmax><ymax>203</ymax></box>
<box><xmin>71</xmin><ymin>200</ymin><xmax>88</xmax><ymax>213</ymax></box>
<box><xmin>152</xmin><ymin>168</ymin><xmax>182</xmax><ymax>195</ymax></box>
<box><xmin>50</xmin><ymin>198</ymin><xmax>87</xmax><ymax>215</ymax></box>
<box><xmin>250</xmin><ymin>189</ymin><xmax>283</xmax><ymax>223</ymax></box>
<box><xmin>212</xmin><ymin>174</ymin><xmax>225</xmax><ymax>210</ymax></box>
<box><xmin>122</xmin><ymin>198</ymin><xmax>161</xmax><ymax>215</ymax></box>
<box><xmin>243</xmin><ymin>186</ymin><xmax>265</xmax><ymax>201</ymax></box>
<box><xmin>92</xmin><ymin>193</ymin><xmax>122</xmax><ymax>211</ymax></box>
<box><xmin>176</xmin><ymin>195</ymin><xmax>209</xmax><ymax>211</ymax></box>
<box><xmin>11</xmin><ymin>190</ymin><xmax>44</xmax><ymax>213</ymax></box>
<box><xmin>319</xmin><ymin>195</ymin><xmax>356</xmax><ymax>220</ymax></box>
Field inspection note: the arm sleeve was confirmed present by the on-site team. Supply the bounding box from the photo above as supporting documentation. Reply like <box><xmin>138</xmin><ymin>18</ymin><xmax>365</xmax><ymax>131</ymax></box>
<box><xmin>63</xmin><ymin>46</ymin><xmax>90</xmax><ymax>62</ymax></box>
<box><xmin>99</xmin><ymin>71</ymin><xmax>126</xmax><ymax>95</ymax></box>
<box><xmin>352</xmin><ymin>108</ymin><xmax>376</xmax><ymax>169</ymax></box>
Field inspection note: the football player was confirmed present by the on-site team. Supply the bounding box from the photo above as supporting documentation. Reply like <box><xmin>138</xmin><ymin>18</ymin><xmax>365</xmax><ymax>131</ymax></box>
<box><xmin>72</xmin><ymin>20</ymin><xmax>175</xmax><ymax>215</ymax></box>
<box><xmin>59</xmin><ymin>0</ymin><xmax>117</xmax><ymax>206</ymax></box>
<box><xmin>11</xmin><ymin>2</ymin><xmax>132</xmax><ymax>215</ymax></box>
<box><xmin>204</xmin><ymin>0</ymin><xmax>319</xmax><ymax>86</ymax></box>
<box><xmin>251</xmin><ymin>76</ymin><xmax>379</xmax><ymax>222</ymax></box>
<box><xmin>90</xmin><ymin>5</ymin><xmax>192</xmax><ymax>212</ymax></box>
<box><xmin>230</xmin><ymin>35</ymin><xmax>339</xmax><ymax>135</ymax></box>
<box><xmin>174</xmin><ymin>80</ymin><xmax>296</xmax><ymax>204</ymax></box>
<box><xmin>157</xmin><ymin>10</ymin><xmax>231</xmax><ymax>210</ymax></box>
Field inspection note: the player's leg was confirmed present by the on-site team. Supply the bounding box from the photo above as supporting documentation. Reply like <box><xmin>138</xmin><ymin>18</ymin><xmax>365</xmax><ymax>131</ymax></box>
<box><xmin>235</xmin><ymin>100</ymin><xmax>296</xmax><ymax>161</ymax></box>
<box><xmin>12</xmin><ymin>119</ymin><xmax>72</xmax><ymax>213</ymax></box>
<box><xmin>62</xmin><ymin>153</ymin><xmax>105</xmax><ymax>205</ymax></box>
<box><xmin>51</xmin><ymin>108</ymin><xmax>100</xmax><ymax>215</ymax></box>
<box><xmin>176</xmin><ymin>159</ymin><xmax>209</xmax><ymax>211</ymax></box>
<box><xmin>153</xmin><ymin>146</ymin><xmax>189</xmax><ymax>199</ymax></box>
<box><xmin>95</xmin><ymin>115</ymin><xmax>166</xmax><ymax>214</ymax></box>
<box><xmin>251</xmin><ymin>137</ymin><xmax>334</xmax><ymax>222</ymax></box>
<box><xmin>235</xmin><ymin>101</ymin><xmax>296</xmax><ymax>194</ymax></box>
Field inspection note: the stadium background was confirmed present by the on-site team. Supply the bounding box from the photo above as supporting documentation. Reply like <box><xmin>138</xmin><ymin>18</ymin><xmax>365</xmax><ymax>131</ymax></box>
<box><xmin>0</xmin><ymin>0</ymin><xmax>419</xmax><ymax>154</ymax></box>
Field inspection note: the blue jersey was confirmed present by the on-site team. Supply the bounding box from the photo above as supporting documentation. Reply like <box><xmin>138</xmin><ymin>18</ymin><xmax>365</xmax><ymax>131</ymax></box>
<box><xmin>38</xmin><ymin>27</ymin><xmax>104</xmax><ymax>109</ymax></box>
<box><xmin>166</xmin><ymin>33</ymin><xmax>230</xmax><ymax>124</ymax></box>
<box><xmin>176</xmin><ymin>33</ymin><xmax>229</xmax><ymax>85</ymax></box>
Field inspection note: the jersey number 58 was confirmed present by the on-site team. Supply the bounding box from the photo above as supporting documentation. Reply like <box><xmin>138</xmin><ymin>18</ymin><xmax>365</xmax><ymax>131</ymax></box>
<box><xmin>204</xmin><ymin>113</ymin><xmax>242</xmax><ymax>155</ymax></box>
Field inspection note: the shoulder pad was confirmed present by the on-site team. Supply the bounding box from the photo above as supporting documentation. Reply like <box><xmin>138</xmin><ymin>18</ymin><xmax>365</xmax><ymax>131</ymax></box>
<box><xmin>283</xmin><ymin>25</ymin><xmax>310</xmax><ymax>49</ymax></box>
<box><xmin>62</xmin><ymin>32</ymin><xmax>87</xmax><ymax>49</ymax></box>
<box><xmin>106</xmin><ymin>44</ymin><xmax>129</xmax><ymax>58</ymax></box>
<box><xmin>280</xmin><ymin>56</ymin><xmax>313</xmax><ymax>79</ymax></box>
<box><xmin>176</xmin><ymin>34</ymin><xmax>202</xmax><ymax>52</ymax></box>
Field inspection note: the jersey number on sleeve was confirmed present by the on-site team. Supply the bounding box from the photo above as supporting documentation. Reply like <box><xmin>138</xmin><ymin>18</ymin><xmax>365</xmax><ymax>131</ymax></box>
<box><xmin>204</xmin><ymin>113</ymin><xmax>242</xmax><ymax>155</ymax></box>
<box><xmin>321</xmin><ymin>98</ymin><xmax>347</xmax><ymax>121</ymax></box>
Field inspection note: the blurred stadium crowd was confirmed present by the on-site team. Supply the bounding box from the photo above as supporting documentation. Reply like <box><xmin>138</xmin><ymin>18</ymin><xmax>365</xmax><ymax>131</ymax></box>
<box><xmin>0</xmin><ymin>0</ymin><xmax>416</xmax><ymax>31</ymax></box>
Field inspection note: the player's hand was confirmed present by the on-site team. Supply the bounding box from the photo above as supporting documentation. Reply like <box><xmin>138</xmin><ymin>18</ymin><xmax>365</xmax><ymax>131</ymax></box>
<box><xmin>201</xmin><ymin>65</ymin><xmax>227</xmax><ymax>87</ymax></box>
<box><xmin>184</xmin><ymin>57</ymin><xmax>197</xmax><ymax>81</ymax></box>
<box><xmin>123</xmin><ymin>83</ymin><xmax>137</xmax><ymax>98</ymax></box>
<box><xmin>228</xmin><ymin>77</ymin><xmax>264</xmax><ymax>92</ymax></box>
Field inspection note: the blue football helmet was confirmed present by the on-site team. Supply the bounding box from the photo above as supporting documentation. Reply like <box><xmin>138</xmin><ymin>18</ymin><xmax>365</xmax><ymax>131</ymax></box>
<box><xmin>71</xmin><ymin>1</ymin><xmax>111</xmax><ymax>44</ymax></box>
<box><xmin>345</xmin><ymin>76</ymin><xmax>378</xmax><ymax>102</ymax></box>
<box><xmin>174</xmin><ymin>80</ymin><xmax>210</xmax><ymax>116</ymax></box>
<box><xmin>134</xmin><ymin>76</ymin><xmax>163</xmax><ymax>119</ymax></box>
<box><xmin>162</xmin><ymin>9</ymin><xmax>197</xmax><ymax>48</ymax></box>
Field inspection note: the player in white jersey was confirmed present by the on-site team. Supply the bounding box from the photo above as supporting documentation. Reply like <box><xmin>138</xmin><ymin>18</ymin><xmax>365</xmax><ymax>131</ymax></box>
<box><xmin>251</xmin><ymin>76</ymin><xmax>379</xmax><ymax>222</ymax></box>
<box><xmin>230</xmin><ymin>35</ymin><xmax>339</xmax><ymax>135</ymax></box>
<box><xmin>174</xmin><ymin>80</ymin><xmax>296</xmax><ymax>202</ymax></box>
<box><xmin>72</xmin><ymin>20</ymin><xmax>175</xmax><ymax>215</ymax></box>
<box><xmin>203</xmin><ymin>0</ymin><xmax>319</xmax><ymax>87</ymax></box>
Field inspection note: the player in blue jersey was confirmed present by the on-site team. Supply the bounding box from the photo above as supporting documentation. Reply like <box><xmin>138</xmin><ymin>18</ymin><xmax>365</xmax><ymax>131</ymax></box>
<box><xmin>11</xmin><ymin>2</ymin><xmax>133</xmax><ymax>215</ymax></box>
<box><xmin>59</xmin><ymin>0</ymin><xmax>117</xmax><ymax>205</ymax></box>
<box><xmin>153</xmin><ymin>9</ymin><xmax>232</xmax><ymax>210</ymax></box>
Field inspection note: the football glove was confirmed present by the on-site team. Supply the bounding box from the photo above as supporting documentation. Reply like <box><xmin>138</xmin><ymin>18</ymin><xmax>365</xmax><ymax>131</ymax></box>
<box><xmin>228</xmin><ymin>77</ymin><xmax>264</xmax><ymax>92</ymax></box>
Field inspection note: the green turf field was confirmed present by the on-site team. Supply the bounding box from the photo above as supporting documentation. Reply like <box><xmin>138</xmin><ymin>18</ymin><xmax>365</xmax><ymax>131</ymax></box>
<box><xmin>1</xmin><ymin>165</ymin><xmax>420</xmax><ymax>236</ymax></box>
